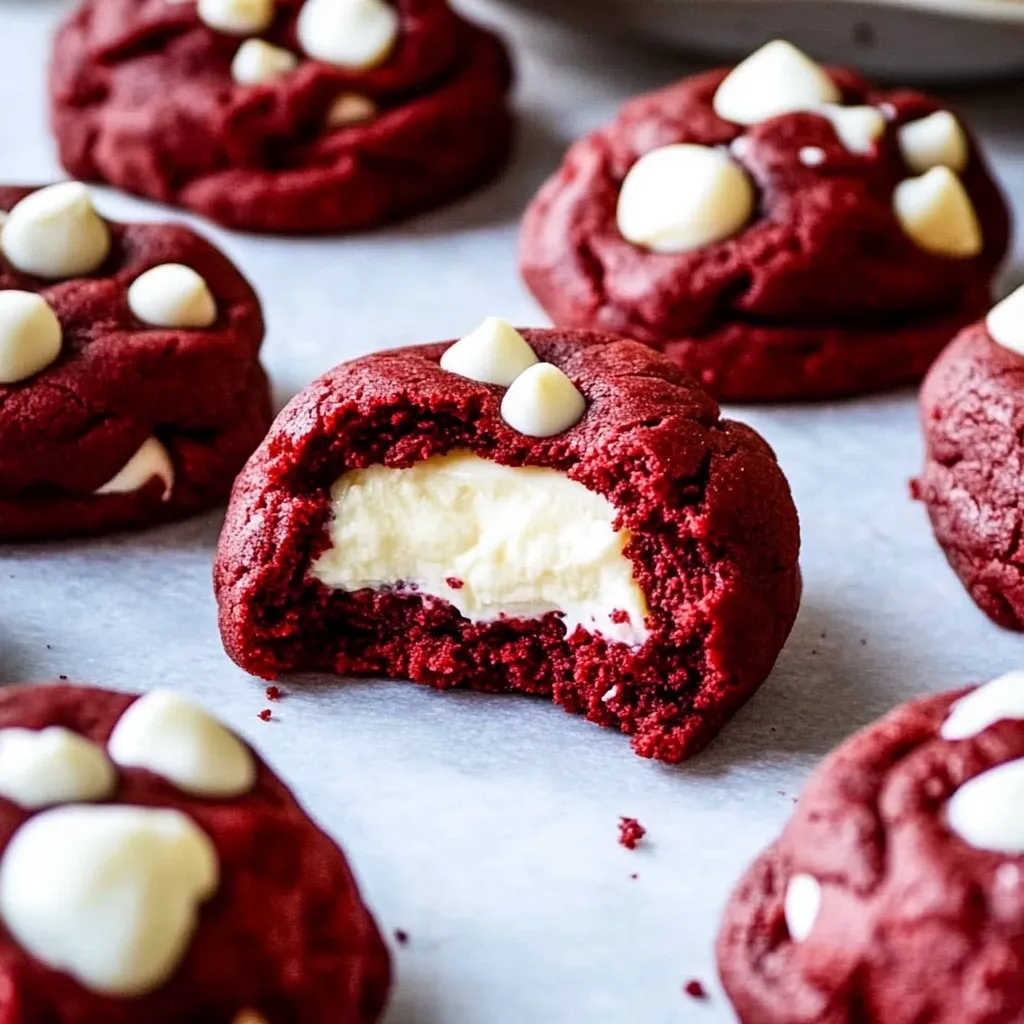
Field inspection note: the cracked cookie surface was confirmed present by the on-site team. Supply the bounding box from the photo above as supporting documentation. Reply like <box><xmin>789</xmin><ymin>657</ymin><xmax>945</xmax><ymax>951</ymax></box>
<box><xmin>718</xmin><ymin>680</ymin><xmax>1024</xmax><ymax>1024</ymax></box>
<box><xmin>214</xmin><ymin>327</ymin><xmax>801</xmax><ymax>762</ymax></box>
<box><xmin>916</xmin><ymin>319</ymin><xmax>1024</xmax><ymax>629</ymax></box>
<box><xmin>0</xmin><ymin>184</ymin><xmax>271</xmax><ymax>540</ymax></box>
<box><xmin>519</xmin><ymin>61</ymin><xmax>1009</xmax><ymax>402</ymax></box>
<box><xmin>51</xmin><ymin>0</ymin><xmax>514</xmax><ymax>233</ymax></box>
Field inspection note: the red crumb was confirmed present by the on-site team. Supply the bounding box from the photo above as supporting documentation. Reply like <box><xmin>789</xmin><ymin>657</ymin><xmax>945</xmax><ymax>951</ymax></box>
<box><xmin>394</xmin><ymin>929</ymin><xmax>409</xmax><ymax>946</ymax></box>
<box><xmin>684</xmin><ymin>979</ymin><xmax>708</xmax><ymax>1000</ymax></box>
<box><xmin>445</xmin><ymin>577</ymin><xmax>464</xmax><ymax>590</ymax></box>
<box><xmin>909</xmin><ymin>478</ymin><xmax>922</xmax><ymax>501</ymax></box>
<box><xmin>265</xmin><ymin>685</ymin><xmax>282</xmax><ymax>701</ymax></box>
<box><xmin>258</xmin><ymin>708</ymin><xmax>272</xmax><ymax>722</ymax></box>
<box><xmin>618</xmin><ymin>817</ymin><xmax>646</xmax><ymax>850</ymax></box>
<box><xmin>610</xmin><ymin>608</ymin><xmax>629</xmax><ymax>624</ymax></box>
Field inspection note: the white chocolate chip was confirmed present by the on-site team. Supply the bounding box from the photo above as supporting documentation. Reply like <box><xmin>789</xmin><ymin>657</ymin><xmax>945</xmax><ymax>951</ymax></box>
<box><xmin>898</xmin><ymin>111</ymin><xmax>968</xmax><ymax>175</ymax></box>
<box><xmin>297</xmin><ymin>0</ymin><xmax>399</xmax><ymax>70</ymax></box>
<box><xmin>0</xmin><ymin>291</ymin><xmax>62</xmax><ymax>384</ymax></box>
<box><xmin>197</xmin><ymin>0</ymin><xmax>274</xmax><ymax>34</ymax></box>
<box><xmin>941</xmin><ymin>670</ymin><xmax>1024</xmax><ymax>740</ymax></box>
<box><xmin>128</xmin><ymin>264</ymin><xmax>217</xmax><ymax>328</ymax></box>
<box><xmin>947</xmin><ymin>758</ymin><xmax>1024</xmax><ymax>854</ymax></box>
<box><xmin>325</xmin><ymin>92</ymin><xmax>378</xmax><ymax>128</ymax></box>
<box><xmin>601</xmin><ymin>686</ymin><xmax>619</xmax><ymax>703</ymax></box>
<box><xmin>0</xmin><ymin>728</ymin><xmax>116</xmax><ymax>809</ymax></box>
<box><xmin>987</xmin><ymin>286</ymin><xmax>1024</xmax><ymax>356</ymax></box>
<box><xmin>817</xmin><ymin>104</ymin><xmax>886</xmax><ymax>155</ymax></box>
<box><xmin>784</xmin><ymin>873</ymin><xmax>821</xmax><ymax>942</ymax></box>
<box><xmin>0</xmin><ymin>805</ymin><xmax>218</xmax><ymax>997</ymax></box>
<box><xmin>712</xmin><ymin>40</ymin><xmax>840</xmax><ymax>126</ymax></box>
<box><xmin>893</xmin><ymin>167</ymin><xmax>982</xmax><ymax>258</ymax></box>
<box><xmin>231</xmin><ymin>38</ymin><xmax>298</xmax><ymax>85</ymax></box>
<box><xmin>439</xmin><ymin>317</ymin><xmax>539</xmax><ymax>386</ymax></box>
<box><xmin>616</xmin><ymin>144</ymin><xmax>755</xmax><ymax>254</ymax></box>
<box><xmin>1</xmin><ymin>183</ymin><xmax>111</xmax><ymax>280</ymax></box>
<box><xmin>108</xmin><ymin>690</ymin><xmax>256</xmax><ymax>798</ymax></box>
<box><xmin>95</xmin><ymin>437</ymin><xmax>175</xmax><ymax>502</ymax></box>
<box><xmin>799</xmin><ymin>146</ymin><xmax>826</xmax><ymax>167</ymax></box>
<box><xmin>500</xmin><ymin>362</ymin><xmax>586</xmax><ymax>438</ymax></box>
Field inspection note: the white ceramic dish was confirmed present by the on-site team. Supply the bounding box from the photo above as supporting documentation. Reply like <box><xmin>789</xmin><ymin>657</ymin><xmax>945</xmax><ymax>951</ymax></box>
<box><xmin>501</xmin><ymin>0</ymin><xmax>1024</xmax><ymax>80</ymax></box>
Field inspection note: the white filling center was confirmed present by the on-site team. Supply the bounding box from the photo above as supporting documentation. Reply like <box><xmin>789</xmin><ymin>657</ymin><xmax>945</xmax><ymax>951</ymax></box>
<box><xmin>311</xmin><ymin>451</ymin><xmax>651</xmax><ymax>646</ymax></box>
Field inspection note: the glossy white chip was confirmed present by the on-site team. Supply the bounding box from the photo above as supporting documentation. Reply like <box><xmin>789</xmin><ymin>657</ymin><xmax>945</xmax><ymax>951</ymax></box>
<box><xmin>941</xmin><ymin>670</ymin><xmax>1024</xmax><ymax>740</ymax></box>
<box><xmin>108</xmin><ymin>690</ymin><xmax>256</xmax><ymax>798</ymax></box>
<box><xmin>297</xmin><ymin>0</ymin><xmax>399</xmax><ymax>70</ymax></box>
<box><xmin>440</xmin><ymin>318</ymin><xmax>539</xmax><ymax>387</ymax></box>
<box><xmin>0</xmin><ymin>728</ymin><xmax>116</xmax><ymax>809</ymax></box>
<box><xmin>616</xmin><ymin>144</ymin><xmax>754</xmax><ymax>254</ymax></box>
<box><xmin>987</xmin><ymin>286</ymin><xmax>1024</xmax><ymax>356</ymax></box>
<box><xmin>784</xmin><ymin>873</ymin><xmax>822</xmax><ymax>942</ymax></box>
<box><xmin>128</xmin><ymin>263</ymin><xmax>217</xmax><ymax>328</ymax></box>
<box><xmin>899</xmin><ymin>111</ymin><xmax>969</xmax><ymax>175</ymax></box>
<box><xmin>799</xmin><ymin>146</ymin><xmax>826</xmax><ymax>167</ymax></box>
<box><xmin>712</xmin><ymin>40</ymin><xmax>840</xmax><ymax>126</ymax></box>
<box><xmin>0</xmin><ymin>805</ymin><xmax>218</xmax><ymax>996</ymax></box>
<box><xmin>500</xmin><ymin>362</ymin><xmax>586</xmax><ymax>437</ymax></box>
<box><xmin>0</xmin><ymin>291</ymin><xmax>62</xmax><ymax>384</ymax></box>
<box><xmin>818</xmin><ymin>104</ymin><xmax>886</xmax><ymax>155</ymax></box>
<box><xmin>95</xmin><ymin>437</ymin><xmax>175</xmax><ymax>502</ymax></box>
<box><xmin>197</xmin><ymin>0</ymin><xmax>274</xmax><ymax>34</ymax></box>
<box><xmin>893</xmin><ymin>167</ymin><xmax>982</xmax><ymax>258</ymax></box>
<box><xmin>947</xmin><ymin>759</ymin><xmax>1024</xmax><ymax>854</ymax></box>
<box><xmin>326</xmin><ymin>93</ymin><xmax>378</xmax><ymax>127</ymax></box>
<box><xmin>1</xmin><ymin>183</ymin><xmax>111</xmax><ymax>280</ymax></box>
<box><xmin>231</xmin><ymin>38</ymin><xmax>298</xmax><ymax>85</ymax></box>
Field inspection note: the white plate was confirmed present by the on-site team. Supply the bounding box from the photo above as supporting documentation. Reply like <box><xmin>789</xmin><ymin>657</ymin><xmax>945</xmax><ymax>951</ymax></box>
<box><xmin>502</xmin><ymin>0</ymin><xmax>1024</xmax><ymax>80</ymax></box>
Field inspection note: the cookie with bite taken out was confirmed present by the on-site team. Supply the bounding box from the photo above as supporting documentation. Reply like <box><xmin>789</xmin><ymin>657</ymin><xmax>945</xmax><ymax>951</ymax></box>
<box><xmin>214</xmin><ymin>318</ymin><xmax>801</xmax><ymax>762</ymax></box>
<box><xmin>0</xmin><ymin>683</ymin><xmax>390</xmax><ymax>1023</ymax></box>
<box><xmin>520</xmin><ymin>41</ymin><xmax>1010</xmax><ymax>402</ymax></box>
<box><xmin>0</xmin><ymin>183</ymin><xmax>271</xmax><ymax>540</ymax></box>
<box><xmin>718</xmin><ymin>670</ymin><xmax>1024</xmax><ymax>1024</ymax></box>
<box><xmin>50</xmin><ymin>0</ymin><xmax>515</xmax><ymax>233</ymax></box>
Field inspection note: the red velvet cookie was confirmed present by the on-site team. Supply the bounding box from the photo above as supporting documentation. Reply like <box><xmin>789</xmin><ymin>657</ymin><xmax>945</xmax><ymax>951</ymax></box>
<box><xmin>0</xmin><ymin>683</ymin><xmax>390</xmax><ymax>1023</ymax></box>
<box><xmin>915</xmin><ymin>285</ymin><xmax>1024</xmax><ymax>629</ymax></box>
<box><xmin>0</xmin><ymin>183</ymin><xmax>271</xmax><ymax>541</ymax></box>
<box><xmin>718</xmin><ymin>670</ymin><xmax>1024</xmax><ymax>1024</ymax></box>
<box><xmin>520</xmin><ymin>41</ymin><xmax>1010</xmax><ymax>402</ymax></box>
<box><xmin>214</xmin><ymin>320</ymin><xmax>801</xmax><ymax>762</ymax></box>
<box><xmin>51</xmin><ymin>0</ymin><xmax>514</xmax><ymax>234</ymax></box>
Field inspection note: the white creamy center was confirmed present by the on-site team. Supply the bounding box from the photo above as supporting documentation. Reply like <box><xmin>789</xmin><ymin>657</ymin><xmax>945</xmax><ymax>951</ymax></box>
<box><xmin>311</xmin><ymin>451</ymin><xmax>650</xmax><ymax>646</ymax></box>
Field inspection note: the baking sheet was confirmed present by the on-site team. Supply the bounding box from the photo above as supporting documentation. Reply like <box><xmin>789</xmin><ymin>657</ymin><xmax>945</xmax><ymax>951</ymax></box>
<box><xmin>3</xmin><ymin>2</ymin><xmax>1024</xmax><ymax>1020</ymax></box>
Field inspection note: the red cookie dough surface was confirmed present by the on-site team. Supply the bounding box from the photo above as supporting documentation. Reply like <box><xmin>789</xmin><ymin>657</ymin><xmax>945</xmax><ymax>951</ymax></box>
<box><xmin>51</xmin><ymin>0</ymin><xmax>514</xmax><ymax>234</ymax></box>
<box><xmin>0</xmin><ymin>683</ymin><xmax>390</xmax><ymax>1023</ymax></box>
<box><xmin>717</xmin><ymin>686</ymin><xmax>1024</xmax><ymax>1024</ymax></box>
<box><xmin>0</xmin><ymin>185</ymin><xmax>271</xmax><ymax>541</ymax></box>
<box><xmin>214</xmin><ymin>328</ymin><xmax>801</xmax><ymax>763</ymax></box>
<box><xmin>916</xmin><ymin>320</ymin><xmax>1024</xmax><ymax>629</ymax></box>
<box><xmin>520</xmin><ymin>67</ymin><xmax>1009</xmax><ymax>402</ymax></box>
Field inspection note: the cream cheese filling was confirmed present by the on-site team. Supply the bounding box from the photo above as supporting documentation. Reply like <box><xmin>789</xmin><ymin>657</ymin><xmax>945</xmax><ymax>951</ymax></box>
<box><xmin>311</xmin><ymin>451</ymin><xmax>651</xmax><ymax>646</ymax></box>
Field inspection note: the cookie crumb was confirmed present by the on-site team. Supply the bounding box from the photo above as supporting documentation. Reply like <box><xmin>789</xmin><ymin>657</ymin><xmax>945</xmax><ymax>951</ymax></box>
<box><xmin>618</xmin><ymin>817</ymin><xmax>646</xmax><ymax>850</ymax></box>
<box><xmin>684</xmin><ymin>979</ymin><xmax>708</xmax><ymax>1000</ymax></box>
<box><xmin>394</xmin><ymin>929</ymin><xmax>409</xmax><ymax>946</ymax></box>
<box><xmin>265</xmin><ymin>685</ymin><xmax>282</xmax><ymax>701</ymax></box>
<box><xmin>58</xmin><ymin>675</ymin><xmax>68</xmax><ymax>681</ymax></box>
<box><xmin>445</xmin><ymin>577</ymin><xmax>464</xmax><ymax>590</ymax></box>
<box><xmin>258</xmin><ymin>708</ymin><xmax>272</xmax><ymax>722</ymax></box>
<box><xmin>629</xmin><ymin>873</ymin><xmax>639</xmax><ymax>880</ymax></box>
<box><xmin>610</xmin><ymin>608</ymin><xmax>629</xmax><ymax>624</ymax></box>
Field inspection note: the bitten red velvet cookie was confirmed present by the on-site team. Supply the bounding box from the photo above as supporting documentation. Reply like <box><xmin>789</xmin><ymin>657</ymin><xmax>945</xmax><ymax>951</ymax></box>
<box><xmin>51</xmin><ymin>0</ymin><xmax>514</xmax><ymax>234</ymax></box>
<box><xmin>0</xmin><ymin>683</ymin><xmax>390</xmax><ymax>1023</ymax></box>
<box><xmin>718</xmin><ymin>670</ymin><xmax>1024</xmax><ymax>1024</ymax></box>
<box><xmin>915</xmin><ymin>285</ymin><xmax>1024</xmax><ymax>629</ymax></box>
<box><xmin>520</xmin><ymin>41</ymin><xmax>1010</xmax><ymax>402</ymax></box>
<box><xmin>214</xmin><ymin>319</ymin><xmax>801</xmax><ymax>762</ymax></box>
<box><xmin>0</xmin><ymin>182</ymin><xmax>271</xmax><ymax>541</ymax></box>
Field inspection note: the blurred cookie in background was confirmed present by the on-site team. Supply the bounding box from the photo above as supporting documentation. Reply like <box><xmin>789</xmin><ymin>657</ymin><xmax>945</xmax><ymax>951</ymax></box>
<box><xmin>50</xmin><ymin>0</ymin><xmax>515</xmax><ymax>234</ymax></box>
